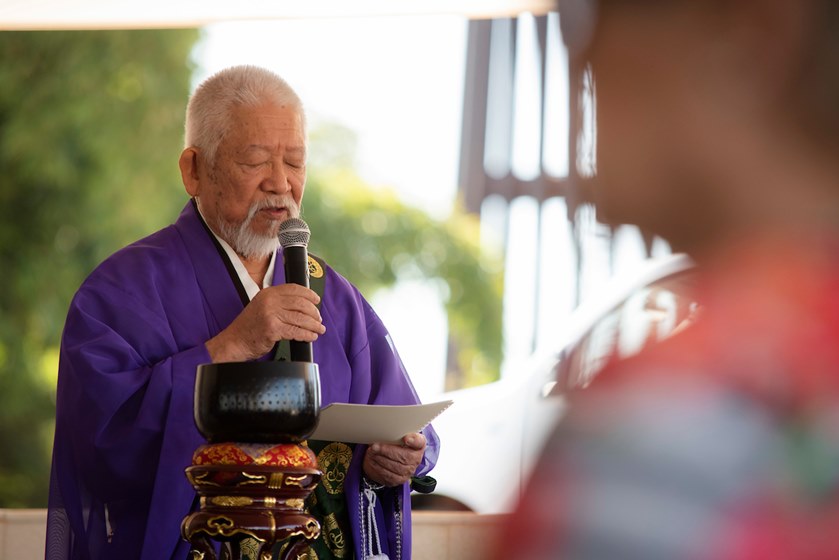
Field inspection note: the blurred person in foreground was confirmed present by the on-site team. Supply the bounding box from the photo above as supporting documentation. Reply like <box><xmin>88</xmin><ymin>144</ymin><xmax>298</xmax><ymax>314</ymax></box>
<box><xmin>46</xmin><ymin>65</ymin><xmax>438</xmax><ymax>560</ymax></box>
<box><xmin>497</xmin><ymin>1</ymin><xmax>839</xmax><ymax>558</ymax></box>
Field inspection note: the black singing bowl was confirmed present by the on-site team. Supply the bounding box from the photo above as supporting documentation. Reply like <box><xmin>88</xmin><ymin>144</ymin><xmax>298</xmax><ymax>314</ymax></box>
<box><xmin>194</xmin><ymin>361</ymin><xmax>321</xmax><ymax>443</ymax></box>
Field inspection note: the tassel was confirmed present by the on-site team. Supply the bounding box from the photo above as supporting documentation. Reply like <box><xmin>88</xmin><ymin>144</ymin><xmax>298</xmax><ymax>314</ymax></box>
<box><xmin>364</xmin><ymin>488</ymin><xmax>389</xmax><ymax>560</ymax></box>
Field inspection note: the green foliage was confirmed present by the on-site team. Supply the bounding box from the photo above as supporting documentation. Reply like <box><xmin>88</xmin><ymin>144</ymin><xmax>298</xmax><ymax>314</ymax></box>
<box><xmin>304</xmin><ymin>126</ymin><xmax>504</xmax><ymax>388</ymax></box>
<box><xmin>0</xmin><ymin>29</ymin><xmax>198</xmax><ymax>507</ymax></box>
<box><xmin>0</xmin><ymin>34</ymin><xmax>501</xmax><ymax>507</ymax></box>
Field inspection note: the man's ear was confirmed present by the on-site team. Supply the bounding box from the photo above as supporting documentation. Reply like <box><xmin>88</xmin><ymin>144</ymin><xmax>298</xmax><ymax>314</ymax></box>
<box><xmin>179</xmin><ymin>148</ymin><xmax>201</xmax><ymax>197</ymax></box>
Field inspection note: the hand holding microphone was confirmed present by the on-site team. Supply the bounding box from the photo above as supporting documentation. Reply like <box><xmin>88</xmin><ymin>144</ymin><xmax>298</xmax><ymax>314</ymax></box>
<box><xmin>205</xmin><ymin>218</ymin><xmax>325</xmax><ymax>363</ymax></box>
<box><xmin>278</xmin><ymin>218</ymin><xmax>316</xmax><ymax>362</ymax></box>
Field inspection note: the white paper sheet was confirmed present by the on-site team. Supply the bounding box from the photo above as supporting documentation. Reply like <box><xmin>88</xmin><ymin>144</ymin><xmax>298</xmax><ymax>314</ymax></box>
<box><xmin>309</xmin><ymin>400</ymin><xmax>453</xmax><ymax>444</ymax></box>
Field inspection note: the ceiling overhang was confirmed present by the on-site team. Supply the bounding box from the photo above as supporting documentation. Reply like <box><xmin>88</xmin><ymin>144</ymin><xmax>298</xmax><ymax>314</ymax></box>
<box><xmin>0</xmin><ymin>0</ymin><xmax>554</xmax><ymax>30</ymax></box>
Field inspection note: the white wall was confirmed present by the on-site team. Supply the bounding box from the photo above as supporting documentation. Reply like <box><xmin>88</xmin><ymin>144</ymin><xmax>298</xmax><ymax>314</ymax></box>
<box><xmin>0</xmin><ymin>509</ymin><xmax>505</xmax><ymax>560</ymax></box>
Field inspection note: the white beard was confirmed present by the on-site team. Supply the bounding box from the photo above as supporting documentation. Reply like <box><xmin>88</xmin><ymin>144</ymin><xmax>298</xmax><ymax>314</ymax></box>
<box><xmin>215</xmin><ymin>196</ymin><xmax>300</xmax><ymax>260</ymax></box>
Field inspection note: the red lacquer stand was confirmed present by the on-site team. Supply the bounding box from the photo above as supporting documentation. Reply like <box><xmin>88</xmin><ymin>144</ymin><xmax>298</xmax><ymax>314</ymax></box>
<box><xmin>183</xmin><ymin>361</ymin><xmax>324</xmax><ymax>560</ymax></box>
<box><xmin>181</xmin><ymin>444</ymin><xmax>322</xmax><ymax>560</ymax></box>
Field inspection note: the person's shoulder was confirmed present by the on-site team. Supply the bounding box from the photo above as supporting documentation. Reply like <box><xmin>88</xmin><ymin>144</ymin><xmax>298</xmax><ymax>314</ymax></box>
<box><xmin>81</xmin><ymin>223</ymin><xmax>185</xmax><ymax>293</ymax></box>
<box><xmin>310</xmin><ymin>253</ymin><xmax>362</xmax><ymax>298</ymax></box>
<box><xmin>84</xmin><ymin>202</ymin><xmax>201</xmax><ymax>286</ymax></box>
<box><xmin>310</xmin><ymin>254</ymin><xmax>388</xmax><ymax>332</ymax></box>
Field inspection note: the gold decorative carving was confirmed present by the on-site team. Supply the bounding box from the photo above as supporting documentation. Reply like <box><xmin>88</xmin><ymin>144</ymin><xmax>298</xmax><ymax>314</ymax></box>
<box><xmin>284</xmin><ymin>521</ymin><xmax>321</xmax><ymax>541</ymax></box>
<box><xmin>284</xmin><ymin>474</ymin><xmax>307</xmax><ymax>488</ymax></box>
<box><xmin>239</xmin><ymin>472</ymin><xmax>268</xmax><ymax>486</ymax></box>
<box><xmin>297</xmin><ymin>548</ymin><xmax>319</xmax><ymax>560</ymax></box>
<box><xmin>240</xmin><ymin>537</ymin><xmax>261</xmax><ymax>559</ymax></box>
<box><xmin>268</xmin><ymin>508</ymin><xmax>277</xmax><ymax>538</ymax></box>
<box><xmin>190</xmin><ymin>516</ymin><xmax>266</xmax><ymax>541</ymax></box>
<box><xmin>286</xmin><ymin>498</ymin><xmax>305</xmax><ymax>509</ymax></box>
<box><xmin>211</xmin><ymin>495</ymin><xmax>254</xmax><ymax>507</ymax></box>
<box><xmin>189</xmin><ymin>471</ymin><xmax>221</xmax><ymax>487</ymax></box>
<box><xmin>263</xmin><ymin>496</ymin><xmax>277</xmax><ymax>508</ymax></box>
<box><xmin>276</xmin><ymin>542</ymin><xmax>291</xmax><ymax>560</ymax></box>
<box><xmin>268</xmin><ymin>472</ymin><xmax>285</xmax><ymax>489</ymax></box>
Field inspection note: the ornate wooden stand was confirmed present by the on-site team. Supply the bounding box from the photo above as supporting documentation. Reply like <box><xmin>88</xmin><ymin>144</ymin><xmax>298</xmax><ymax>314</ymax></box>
<box><xmin>180</xmin><ymin>440</ymin><xmax>323</xmax><ymax>560</ymax></box>
<box><xmin>184</xmin><ymin>361</ymin><xmax>324</xmax><ymax>560</ymax></box>
<box><xmin>182</xmin><ymin>459</ymin><xmax>322</xmax><ymax>560</ymax></box>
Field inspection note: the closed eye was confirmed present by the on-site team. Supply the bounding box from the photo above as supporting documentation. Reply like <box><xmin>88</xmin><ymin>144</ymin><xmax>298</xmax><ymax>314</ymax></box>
<box><xmin>240</xmin><ymin>161</ymin><xmax>268</xmax><ymax>169</ymax></box>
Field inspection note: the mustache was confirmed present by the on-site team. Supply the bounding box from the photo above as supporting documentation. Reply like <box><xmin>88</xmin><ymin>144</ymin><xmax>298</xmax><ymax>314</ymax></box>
<box><xmin>247</xmin><ymin>195</ymin><xmax>300</xmax><ymax>221</ymax></box>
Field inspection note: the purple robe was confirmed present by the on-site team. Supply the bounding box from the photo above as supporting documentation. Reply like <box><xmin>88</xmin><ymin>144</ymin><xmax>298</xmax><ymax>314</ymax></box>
<box><xmin>46</xmin><ymin>201</ymin><xmax>440</xmax><ymax>560</ymax></box>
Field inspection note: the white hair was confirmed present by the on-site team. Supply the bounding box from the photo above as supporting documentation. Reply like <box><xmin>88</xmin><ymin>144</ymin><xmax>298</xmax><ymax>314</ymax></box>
<box><xmin>184</xmin><ymin>65</ymin><xmax>307</xmax><ymax>166</ymax></box>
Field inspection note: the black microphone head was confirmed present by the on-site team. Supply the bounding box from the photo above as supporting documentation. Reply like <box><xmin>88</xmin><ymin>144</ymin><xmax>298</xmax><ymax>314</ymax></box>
<box><xmin>278</xmin><ymin>218</ymin><xmax>310</xmax><ymax>248</ymax></box>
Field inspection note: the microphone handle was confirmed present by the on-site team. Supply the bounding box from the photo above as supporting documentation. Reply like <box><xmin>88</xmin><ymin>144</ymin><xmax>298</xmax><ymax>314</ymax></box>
<box><xmin>283</xmin><ymin>245</ymin><xmax>313</xmax><ymax>362</ymax></box>
<box><xmin>284</xmin><ymin>245</ymin><xmax>310</xmax><ymax>289</ymax></box>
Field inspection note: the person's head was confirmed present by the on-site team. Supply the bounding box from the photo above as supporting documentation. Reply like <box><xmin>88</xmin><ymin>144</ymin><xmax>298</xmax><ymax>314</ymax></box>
<box><xmin>179</xmin><ymin>65</ymin><xmax>307</xmax><ymax>260</ymax></box>
<box><xmin>562</xmin><ymin>0</ymin><xmax>839</xmax><ymax>255</ymax></box>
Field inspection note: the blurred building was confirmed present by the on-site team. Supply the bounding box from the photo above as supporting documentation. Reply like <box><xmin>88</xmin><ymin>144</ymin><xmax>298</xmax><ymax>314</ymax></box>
<box><xmin>454</xmin><ymin>13</ymin><xmax>669</xmax><ymax>386</ymax></box>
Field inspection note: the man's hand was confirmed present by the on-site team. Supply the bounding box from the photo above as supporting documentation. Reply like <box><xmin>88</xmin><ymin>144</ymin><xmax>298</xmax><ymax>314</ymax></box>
<box><xmin>205</xmin><ymin>284</ymin><xmax>326</xmax><ymax>362</ymax></box>
<box><xmin>363</xmin><ymin>432</ymin><xmax>427</xmax><ymax>487</ymax></box>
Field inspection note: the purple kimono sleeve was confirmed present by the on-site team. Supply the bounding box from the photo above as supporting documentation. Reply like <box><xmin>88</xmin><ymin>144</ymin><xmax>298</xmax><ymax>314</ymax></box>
<box><xmin>47</xmin><ymin>279</ymin><xmax>209</xmax><ymax>559</ymax></box>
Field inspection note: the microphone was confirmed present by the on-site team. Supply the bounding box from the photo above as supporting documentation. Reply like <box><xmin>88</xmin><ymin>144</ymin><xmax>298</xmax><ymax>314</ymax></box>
<box><xmin>278</xmin><ymin>217</ymin><xmax>313</xmax><ymax>362</ymax></box>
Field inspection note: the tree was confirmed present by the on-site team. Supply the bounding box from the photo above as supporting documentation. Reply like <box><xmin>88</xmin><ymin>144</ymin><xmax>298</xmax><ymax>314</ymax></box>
<box><xmin>0</xmin><ymin>35</ymin><xmax>501</xmax><ymax>507</ymax></box>
<box><xmin>305</xmin><ymin>124</ymin><xmax>503</xmax><ymax>387</ymax></box>
<box><xmin>0</xmin><ymin>29</ymin><xmax>198</xmax><ymax>506</ymax></box>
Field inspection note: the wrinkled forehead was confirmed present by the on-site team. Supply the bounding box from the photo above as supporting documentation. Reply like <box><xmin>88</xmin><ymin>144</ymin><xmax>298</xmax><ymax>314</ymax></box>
<box><xmin>221</xmin><ymin>102</ymin><xmax>307</xmax><ymax>149</ymax></box>
<box><xmin>231</xmin><ymin>101</ymin><xmax>305</xmax><ymax>130</ymax></box>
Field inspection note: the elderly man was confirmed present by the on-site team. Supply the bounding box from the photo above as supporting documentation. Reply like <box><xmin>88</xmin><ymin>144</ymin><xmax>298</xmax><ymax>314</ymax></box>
<box><xmin>46</xmin><ymin>65</ymin><xmax>439</xmax><ymax>560</ymax></box>
<box><xmin>497</xmin><ymin>1</ymin><xmax>839</xmax><ymax>559</ymax></box>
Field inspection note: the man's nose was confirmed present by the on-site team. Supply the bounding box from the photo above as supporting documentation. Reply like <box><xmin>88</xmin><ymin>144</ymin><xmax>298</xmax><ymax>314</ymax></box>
<box><xmin>261</xmin><ymin>162</ymin><xmax>290</xmax><ymax>193</ymax></box>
